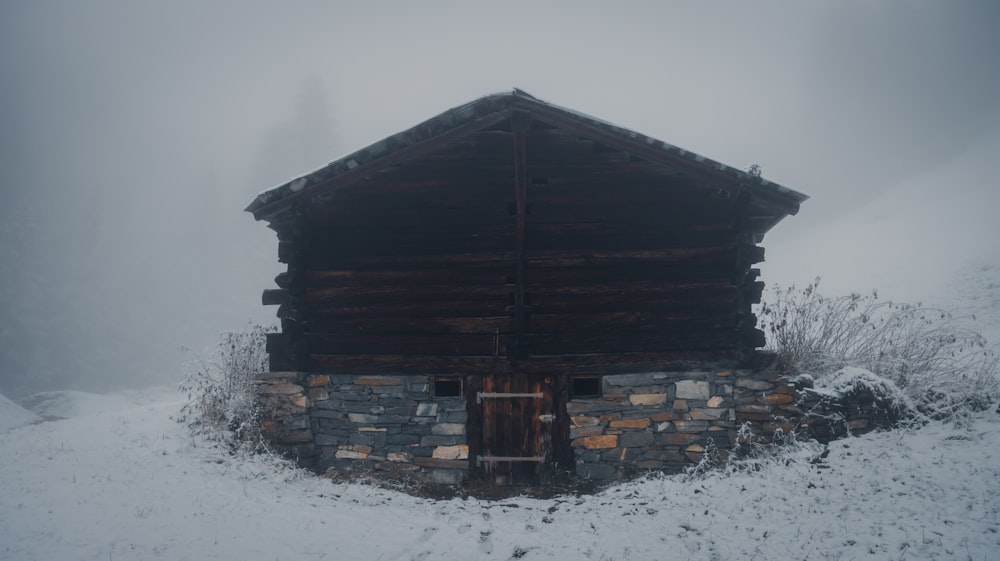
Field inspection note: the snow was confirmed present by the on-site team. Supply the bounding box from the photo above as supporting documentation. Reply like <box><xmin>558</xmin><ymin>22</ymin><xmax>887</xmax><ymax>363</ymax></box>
<box><xmin>0</xmin><ymin>393</ymin><xmax>39</xmax><ymax>433</ymax></box>
<box><xmin>17</xmin><ymin>386</ymin><xmax>179</xmax><ymax>420</ymax></box>
<box><xmin>814</xmin><ymin>366</ymin><xmax>913</xmax><ymax>405</ymax></box>
<box><xmin>1</xmin><ymin>389</ymin><xmax>998</xmax><ymax>560</ymax></box>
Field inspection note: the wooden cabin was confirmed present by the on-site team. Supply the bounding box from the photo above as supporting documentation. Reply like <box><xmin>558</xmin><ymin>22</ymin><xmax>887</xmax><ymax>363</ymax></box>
<box><xmin>247</xmin><ymin>90</ymin><xmax>808</xmax><ymax>485</ymax></box>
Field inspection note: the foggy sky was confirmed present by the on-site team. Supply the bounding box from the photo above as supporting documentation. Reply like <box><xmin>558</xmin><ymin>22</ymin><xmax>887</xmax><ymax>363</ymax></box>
<box><xmin>2</xmin><ymin>1</ymin><xmax>998</xmax><ymax>395</ymax></box>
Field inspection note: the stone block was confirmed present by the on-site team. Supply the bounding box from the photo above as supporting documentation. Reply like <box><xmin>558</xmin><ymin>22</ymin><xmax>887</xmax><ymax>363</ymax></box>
<box><xmin>736</xmin><ymin>378</ymin><xmax>773</xmax><ymax>391</ymax></box>
<box><xmin>570</xmin><ymin>426</ymin><xmax>604</xmax><ymax>439</ymax></box>
<box><xmin>659</xmin><ymin>432</ymin><xmax>699</xmax><ymax>445</ymax></box>
<box><xmin>415</xmin><ymin>402</ymin><xmax>438</xmax><ymax>417</ymax></box>
<box><xmin>684</xmin><ymin>444</ymin><xmax>706</xmax><ymax>462</ymax></box>
<box><xmin>610</xmin><ymin>418</ymin><xmax>651</xmax><ymax>429</ymax></box>
<box><xmin>674</xmin><ymin>380</ymin><xmax>710</xmax><ymax>400</ymax></box>
<box><xmin>689</xmin><ymin>408</ymin><xmax>728</xmax><ymax>420</ymax></box>
<box><xmin>762</xmin><ymin>393</ymin><xmax>794</xmax><ymax>405</ymax></box>
<box><xmin>620</xmin><ymin>430</ymin><xmax>654</xmax><ymax>447</ymax></box>
<box><xmin>384</xmin><ymin>406</ymin><xmax>416</xmax><ymax>417</ymax></box>
<box><xmin>398</xmin><ymin>423</ymin><xmax>433</xmax><ymax>435</ymax></box>
<box><xmin>655</xmin><ymin>421</ymin><xmax>673</xmax><ymax>433</ymax></box>
<box><xmin>348</xmin><ymin>413</ymin><xmax>379</xmax><ymax>424</ymax></box>
<box><xmin>258</xmin><ymin>382</ymin><xmax>304</xmax><ymax>395</ymax></box>
<box><xmin>310</xmin><ymin>408</ymin><xmax>344</xmax><ymax>420</ymax></box>
<box><xmin>650</xmin><ymin>411</ymin><xmax>677</xmax><ymax>422</ymax></box>
<box><xmin>672</xmin><ymin>399</ymin><xmax>689</xmax><ymax>411</ymax></box>
<box><xmin>432</xmin><ymin>445</ymin><xmax>469</xmax><ymax>460</ymax></box>
<box><xmin>335</xmin><ymin>444</ymin><xmax>372</xmax><ymax>460</ymax></box>
<box><xmin>372</xmin><ymin>415</ymin><xmax>411</xmax><ymax>424</ymax></box>
<box><xmin>735</xmin><ymin>404</ymin><xmax>772</xmax><ymax>414</ymax></box>
<box><xmin>438</xmin><ymin>411</ymin><xmax>468</xmax><ymax>423</ymax></box>
<box><xmin>571</xmin><ymin>416</ymin><xmax>601</xmax><ymax>427</ymax></box>
<box><xmin>672</xmin><ymin>420</ymin><xmax>710</xmax><ymax>432</ymax></box>
<box><xmin>430</xmin><ymin>423</ymin><xmax>465</xmax><ymax>436</ymax></box>
<box><xmin>308</xmin><ymin>388</ymin><xmax>329</xmax><ymax>402</ymax></box>
<box><xmin>385</xmin><ymin>433</ymin><xmax>420</xmax><ymax>446</ymax></box>
<box><xmin>629</xmin><ymin>393</ymin><xmax>667</xmax><ymax>406</ymax></box>
<box><xmin>349</xmin><ymin>432</ymin><xmax>378</xmax><ymax>446</ymax></box>
<box><xmin>420</xmin><ymin>435</ymin><xmax>464</xmax><ymax>447</ymax></box>
<box><xmin>631</xmin><ymin>385</ymin><xmax>668</xmax><ymax>394</ymax></box>
<box><xmin>571</xmin><ymin>435</ymin><xmax>618</xmax><ymax>449</ymax></box>
<box><xmin>309</xmin><ymin>375</ymin><xmax>330</xmax><ymax>387</ymax></box>
<box><xmin>706</xmin><ymin>396</ymin><xmax>725</xmax><ymax>408</ymax></box>
<box><xmin>567</xmin><ymin>400</ymin><xmax>621</xmax><ymax>413</ymax></box>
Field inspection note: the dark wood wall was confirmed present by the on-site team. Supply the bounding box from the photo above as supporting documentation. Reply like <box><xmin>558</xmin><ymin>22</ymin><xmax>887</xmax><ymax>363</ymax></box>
<box><xmin>264</xmin><ymin>119</ymin><xmax>766</xmax><ymax>374</ymax></box>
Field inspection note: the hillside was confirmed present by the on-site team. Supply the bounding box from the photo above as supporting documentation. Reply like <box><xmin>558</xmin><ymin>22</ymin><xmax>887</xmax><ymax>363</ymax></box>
<box><xmin>764</xmin><ymin>126</ymin><xmax>1000</xmax><ymax>338</ymax></box>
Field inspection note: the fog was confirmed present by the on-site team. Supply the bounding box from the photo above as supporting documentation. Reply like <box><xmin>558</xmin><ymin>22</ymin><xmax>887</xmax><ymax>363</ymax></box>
<box><xmin>2</xmin><ymin>1</ymin><xmax>998</xmax><ymax>396</ymax></box>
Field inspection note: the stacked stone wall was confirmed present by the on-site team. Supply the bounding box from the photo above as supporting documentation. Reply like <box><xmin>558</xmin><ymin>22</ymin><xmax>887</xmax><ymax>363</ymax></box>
<box><xmin>255</xmin><ymin>366</ymin><xmax>903</xmax><ymax>485</ymax></box>
<box><xmin>569</xmin><ymin>369</ymin><xmax>750</xmax><ymax>479</ymax></box>
<box><xmin>257</xmin><ymin>372</ymin><xmax>469</xmax><ymax>484</ymax></box>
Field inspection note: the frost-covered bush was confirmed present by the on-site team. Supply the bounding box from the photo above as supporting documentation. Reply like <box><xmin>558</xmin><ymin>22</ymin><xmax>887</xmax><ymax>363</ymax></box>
<box><xmin>684</xmin><ymin>421</ymin><xmax>824</xmax><ymax>480</ymax></box>
<box><xmin>178</xmin><ymin>322</ymin><xmax>276</xmax><ymax>452</ymax></box>
<box><xmin>760</xmin><ymin>279</ymin><xmax>999</xmax><ymax>419</ymax></box>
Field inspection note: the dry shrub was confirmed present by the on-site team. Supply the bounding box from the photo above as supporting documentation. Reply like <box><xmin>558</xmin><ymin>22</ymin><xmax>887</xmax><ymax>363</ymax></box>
<box><xmin>759</xmin><ymin>278</ymin><xmax>999</xmax><ymax>420</ymax></box>
<box><xmin>178</xmin><ymin>322</ymin><xmax>276</xmax><ymax>452</ymax></box>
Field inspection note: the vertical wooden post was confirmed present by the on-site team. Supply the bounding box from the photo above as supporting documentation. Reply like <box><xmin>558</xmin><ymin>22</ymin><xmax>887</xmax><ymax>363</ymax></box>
<box><xmin>512</xmin><ymin>111</ymin><xmax>530</xmax><ymax>359</ymax></box>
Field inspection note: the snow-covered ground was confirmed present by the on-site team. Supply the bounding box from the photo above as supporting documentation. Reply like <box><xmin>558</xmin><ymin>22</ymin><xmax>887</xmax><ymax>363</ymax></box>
<box><xmin>1</xmin><ymin>388</ymin><xmax>997</xmax><ymax>561</ymax></box>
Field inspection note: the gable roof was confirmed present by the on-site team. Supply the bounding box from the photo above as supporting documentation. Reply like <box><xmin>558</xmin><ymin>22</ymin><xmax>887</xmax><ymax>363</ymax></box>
<box><xmin>245</xmin><ymin>89</ymin><xmax>807</xmax><ymax>232</ymax></box>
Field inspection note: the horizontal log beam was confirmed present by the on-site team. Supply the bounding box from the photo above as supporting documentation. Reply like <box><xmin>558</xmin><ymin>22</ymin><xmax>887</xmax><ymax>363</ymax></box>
<box><xmin>306</xmin><ymin>351</ymin><xmax>741</xmax><ymax>376</ymax></box>
<box><xmin>304</xmin><ymin>326</ymin><xmax>737</xmax><ymax>357</ymax></box>
<box><xmin>262</xmin><ymin>289</ymin><xmax>289</xmax><ymax>306</ymax></box>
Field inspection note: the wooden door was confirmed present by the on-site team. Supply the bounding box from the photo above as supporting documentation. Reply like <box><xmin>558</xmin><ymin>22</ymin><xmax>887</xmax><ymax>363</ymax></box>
<box><xmin>476</xmin><ymin>372</ymin><xmax>555</xmax><ymax>485</ymax></box>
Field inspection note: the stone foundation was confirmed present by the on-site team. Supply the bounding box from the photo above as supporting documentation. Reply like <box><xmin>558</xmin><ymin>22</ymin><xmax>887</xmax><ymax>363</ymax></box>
<box><xmin>255</xmin><ymin>366</ymin><xmax>904</xmax><ymax>485</ymax></box>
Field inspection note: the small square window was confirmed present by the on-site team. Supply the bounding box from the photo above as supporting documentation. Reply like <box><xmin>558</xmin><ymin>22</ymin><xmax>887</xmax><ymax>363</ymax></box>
<box><xmin>570</xmin><ymin>376</ymin><xmax>602</xmax><ymax>399</ymax></box>
<box><xmin>432</xmin><ymin>377</ymin><xmax>463</xmax><ymax>398</ymax></box>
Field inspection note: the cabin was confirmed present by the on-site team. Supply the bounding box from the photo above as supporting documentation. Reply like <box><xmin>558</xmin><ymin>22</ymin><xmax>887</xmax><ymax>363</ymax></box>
<box><xmin>246</xmin><ymin>90</ymin><xmax>811</xmax><ymax>486</ymax></box>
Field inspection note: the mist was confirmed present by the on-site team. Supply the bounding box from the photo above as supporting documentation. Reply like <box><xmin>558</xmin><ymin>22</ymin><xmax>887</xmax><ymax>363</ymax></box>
<box><xmin>2</xmin><ymin>1</ymin><xmax>998</xmax><ymax>396</ymax></box>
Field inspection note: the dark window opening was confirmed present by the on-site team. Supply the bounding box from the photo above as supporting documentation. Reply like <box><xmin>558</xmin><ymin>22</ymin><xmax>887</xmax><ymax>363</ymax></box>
<box><xmin>433</xmin><ymin>377</ymin><xmax>463</xmax><ymax>398</ymax></box>
<box><xmin>570</xmin><ymin>376</ymin><xmax>602</xmax><ymax>399</ymax></box>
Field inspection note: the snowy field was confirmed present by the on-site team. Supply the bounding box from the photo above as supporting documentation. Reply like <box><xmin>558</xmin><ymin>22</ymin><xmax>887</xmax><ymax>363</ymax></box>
<box><xmin>1</xmin><ymin>388</ymin><xmax>998</xmax><ymax>561</ymax></box>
